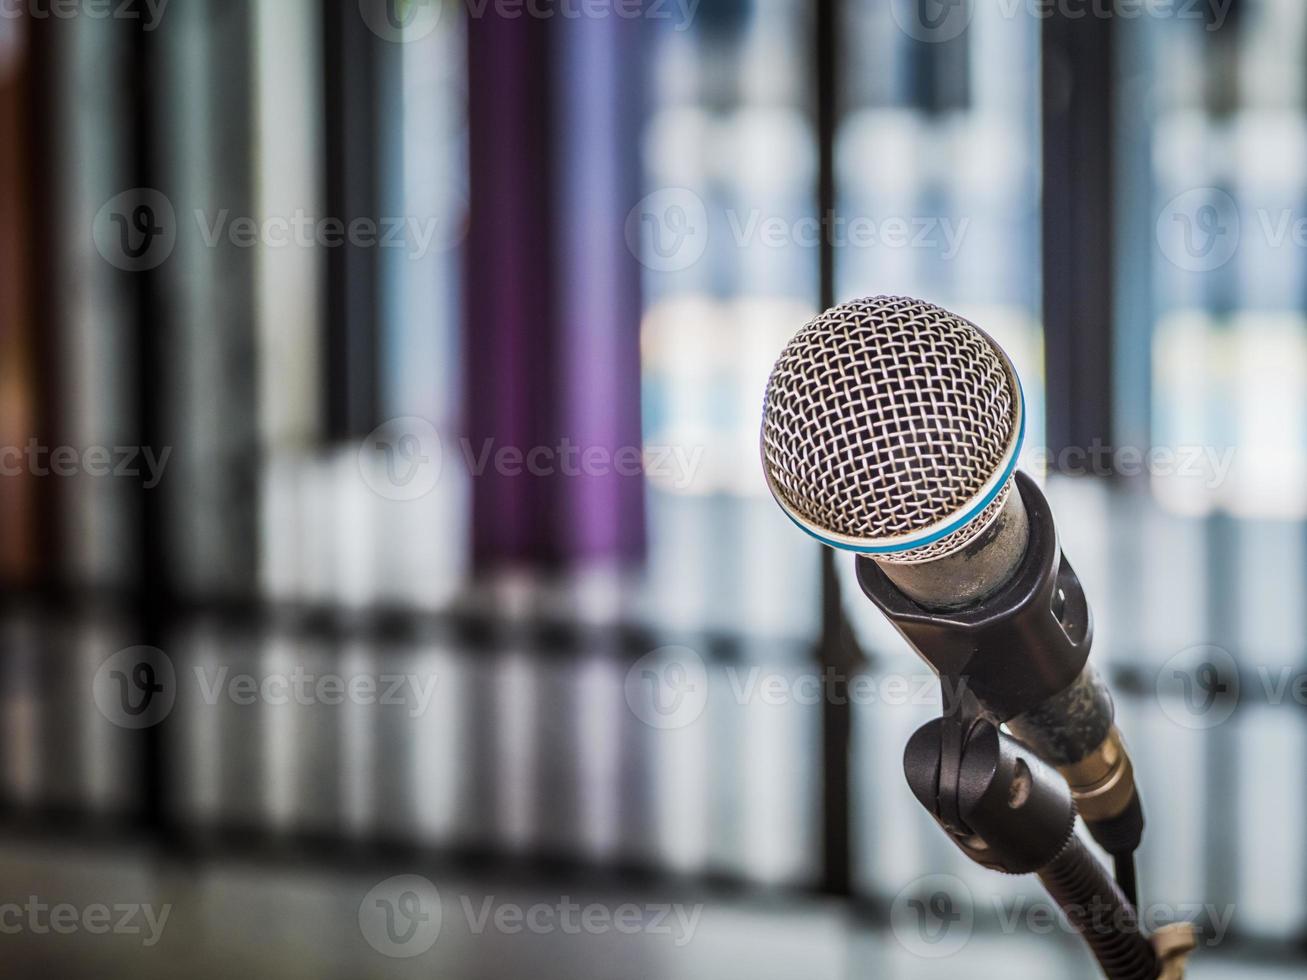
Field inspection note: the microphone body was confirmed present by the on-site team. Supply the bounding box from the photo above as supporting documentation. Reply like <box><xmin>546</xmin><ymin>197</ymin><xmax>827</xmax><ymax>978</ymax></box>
<box><xmin>759</xmin><ymin>296</ymin><xmax>1142</xmax><ymax>852</ymax></box>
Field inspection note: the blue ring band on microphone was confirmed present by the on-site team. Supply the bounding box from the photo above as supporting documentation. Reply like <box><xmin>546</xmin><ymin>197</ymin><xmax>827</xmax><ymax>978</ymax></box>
<box><xmin>782</xmin><ymin>377</ymin><xmax>1027</xmax><ymax>556</ymax></box>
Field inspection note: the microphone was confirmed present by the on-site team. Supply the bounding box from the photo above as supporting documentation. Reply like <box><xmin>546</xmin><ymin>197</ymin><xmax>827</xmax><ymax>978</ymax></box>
<box><xmin>760</xmin><ymin>295</ymin><xmax>1143</xmax><ymax>862</ymax></box>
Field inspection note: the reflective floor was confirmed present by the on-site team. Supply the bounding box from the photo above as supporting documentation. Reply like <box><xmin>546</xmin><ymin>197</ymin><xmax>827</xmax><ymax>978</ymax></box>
<box><xmin>0</xmin><ymin>840</ymin><xmax>1293</xmax><ymax>980</ymax></box>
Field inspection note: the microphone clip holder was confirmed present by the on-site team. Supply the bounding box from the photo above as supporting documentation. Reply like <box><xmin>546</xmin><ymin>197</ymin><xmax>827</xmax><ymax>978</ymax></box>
<box><xmin>903</xmin><ymin>700</ymin><xmax>1167</xmax><ymax>979</ymax></box>
<box><xmin>860</xmin><ymin>474</ymin><xmax>1180</xmax><ymax>977</ymax></box>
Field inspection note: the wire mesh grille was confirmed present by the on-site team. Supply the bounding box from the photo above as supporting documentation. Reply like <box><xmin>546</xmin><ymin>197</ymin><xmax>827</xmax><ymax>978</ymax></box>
<box><xmin>761</xmin><ymin>296</ymin><xmax>1017</xmax><ymax>557</ymax></box>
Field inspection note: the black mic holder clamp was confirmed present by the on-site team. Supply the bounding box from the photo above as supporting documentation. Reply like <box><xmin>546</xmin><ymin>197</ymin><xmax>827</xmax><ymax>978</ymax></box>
<box><xmin>902</xmin><ymin>709</ymin><xmax>1189</xmax><ymax>979</ymax></box>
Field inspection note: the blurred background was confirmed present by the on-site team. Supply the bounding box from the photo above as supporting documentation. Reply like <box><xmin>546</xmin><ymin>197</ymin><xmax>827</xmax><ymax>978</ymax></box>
<box><xmin>0</xmin><ymin>0</ymin><xmax>1304</xmax><ymax>976</ymax></box>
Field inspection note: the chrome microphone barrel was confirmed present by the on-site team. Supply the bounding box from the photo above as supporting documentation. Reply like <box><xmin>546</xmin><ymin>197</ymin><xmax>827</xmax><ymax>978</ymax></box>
<box><xmin>875</xmin><ymin>488</ymin><xmax>1029</xmax><ymax>610</ymax></box>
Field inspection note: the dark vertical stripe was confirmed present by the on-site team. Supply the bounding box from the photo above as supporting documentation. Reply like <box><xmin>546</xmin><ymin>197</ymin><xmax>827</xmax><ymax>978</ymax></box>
<box><xmin>204</xmin><ymin>0</ymin><xmax>261</xmax><ymax>598</ymax></box>
<box><xmin>322</xmin><ymin>0</ymin><xmax>381</xmax><ymax>441</ymax></box>
<box><xmin>129</xmin><ymin>19</ymin><xmax>169</xmax><ymax>835</ymax></box>
<box><xmin>24</xmin><ymin>17</ymin><xmax>64</xmax><ymax>593</ymax></box>
<box><xmin>818</xmin><ymin>2</ymin><xmax>836</xmax><ymax>316</ymax></box>
<box><xmin>0</xmin><ymin>18</ymin><xmax>35</xmax><ymax>587</ymax></box>
<box><xmin>464</xmin><ymin>15</ymin><xmax>560</xmax><ymax>570</ymax></box>
<box><xmin>817</xmin><ymin>0</ymin><xmax>856</xmax><ymax>899</ymax></box>
<box><xmin>1111</xmin><ymin>22</ymin><xmax>1153</xmax><ymax>460</ymax></box>
<box><xmin>910</xmin><ymin>28</ymin><xmax>969</xmax><ymax>114</ymax></box>
<box><xmin>1204</xmin><ymin>515</ymin><xmax>1240</xmax><ymax>916</ymax></box>
<box><xmin>1041</xmin><ymin>13</ymin><xmax>1114</xmax><ymax>463</ymax></box>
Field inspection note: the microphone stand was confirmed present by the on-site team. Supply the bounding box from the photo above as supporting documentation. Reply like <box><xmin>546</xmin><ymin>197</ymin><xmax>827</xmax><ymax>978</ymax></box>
<box><xmin>902</xmin><ymin>690</ymin><xmax>1195</xmax><ymax>979</ymax></box>
<box><xmin>852</xmin><ymin>473</ymin><xmax>1197</xmax><ymax>977</ymax></box>
<box><xmin>856</xmin><ymin>475</ymin><xmax>1197</xmax><ymax>978</ymax></box>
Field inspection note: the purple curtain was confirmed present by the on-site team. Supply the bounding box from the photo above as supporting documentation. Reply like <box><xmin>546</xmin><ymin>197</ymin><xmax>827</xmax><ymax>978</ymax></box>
<box><xmin>464</xmin><ymin>14</ymin><xmax>646</xmax><ymax>571</ymax></box>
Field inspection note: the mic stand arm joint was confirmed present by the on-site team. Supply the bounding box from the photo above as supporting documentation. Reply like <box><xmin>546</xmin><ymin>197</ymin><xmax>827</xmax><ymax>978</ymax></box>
<box><xmin>904</xmin><ymin>692</ymin><xmax>1168</xmax><ymax>980</ymax></box>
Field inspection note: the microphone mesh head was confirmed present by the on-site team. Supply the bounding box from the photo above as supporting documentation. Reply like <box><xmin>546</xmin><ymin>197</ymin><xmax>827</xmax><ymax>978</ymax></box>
<box><xmin>760</xmin><ymin>296</ymin><xmax>1022</xmax><ymax>562</ymax></box>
